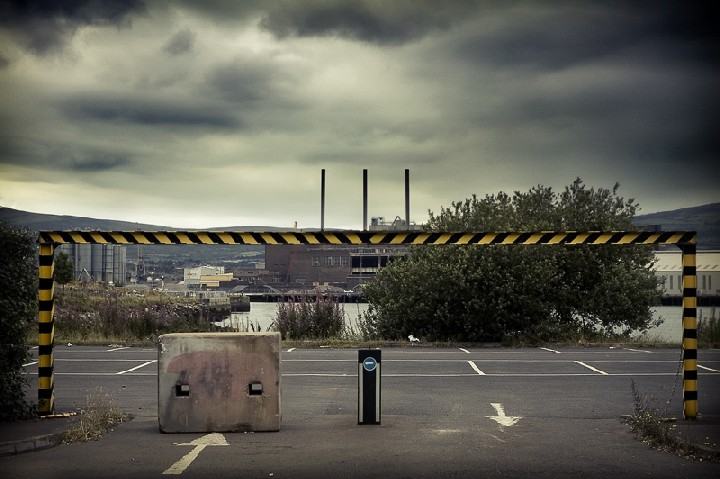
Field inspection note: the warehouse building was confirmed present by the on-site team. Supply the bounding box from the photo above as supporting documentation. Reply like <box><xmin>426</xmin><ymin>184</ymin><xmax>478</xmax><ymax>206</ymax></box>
<box><xmin>654</xmin><ymin>251</ymin><xmax>719</xmax><ymax>296</ymax></box>
<box><xmin>57</xmin><ymin>244</ymin><xmax>127</xmax><ymax>285</ymax></box>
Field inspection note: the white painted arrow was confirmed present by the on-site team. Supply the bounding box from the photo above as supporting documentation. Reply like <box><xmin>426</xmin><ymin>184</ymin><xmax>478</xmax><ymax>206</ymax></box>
<box><xmin>486</xmin><ymin>403</ymin><xmax>522</xmax><ymax>428</ymax></box>
<box><xmin>163</xmin><ymin>433</ymin><xmax>229</xmax><ymax>475</ymax></box>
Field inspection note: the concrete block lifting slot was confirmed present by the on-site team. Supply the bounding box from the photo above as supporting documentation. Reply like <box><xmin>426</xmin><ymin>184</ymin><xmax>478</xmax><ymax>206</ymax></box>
<box><xmin>158</xmin><ymin>332</ymin><xmax>281</xmax><ymax>433</ymax></box>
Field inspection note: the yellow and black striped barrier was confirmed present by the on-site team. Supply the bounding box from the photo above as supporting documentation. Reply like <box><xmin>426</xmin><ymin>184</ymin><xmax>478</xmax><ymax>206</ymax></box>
<box><xmin>38</xmin><ymin>230</ymin><xmax>696</xmax><ymax>246</ymax></box>
<box><xmin>38</xmin><ymin>244</ymin><xmax>55</xmax><ymax>415</ymax></box>
<box><xmin>36</xmin><ymin>229</ymin><xmax>698</xmax><ymax>419</ymax></box>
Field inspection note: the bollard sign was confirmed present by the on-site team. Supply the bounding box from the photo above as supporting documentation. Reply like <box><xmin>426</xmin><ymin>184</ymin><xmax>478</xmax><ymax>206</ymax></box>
<box><xmin>358</xmin><ymin>349</ymin><xmax>381</xmax><ymax>425</ymax></box>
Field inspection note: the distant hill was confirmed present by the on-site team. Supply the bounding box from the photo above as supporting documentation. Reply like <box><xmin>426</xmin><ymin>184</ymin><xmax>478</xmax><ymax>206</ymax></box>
<box><xmin>633</xmin><ymin>203</ymin><xmax>720</xmax><ymax>250</ymax></box>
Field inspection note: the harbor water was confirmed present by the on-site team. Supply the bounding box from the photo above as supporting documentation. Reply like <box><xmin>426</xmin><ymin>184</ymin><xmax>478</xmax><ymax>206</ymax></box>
<box><xmin>217</xmin><ymin>304</ymin><xmax>718</xmax><ymax>344</ymax></box>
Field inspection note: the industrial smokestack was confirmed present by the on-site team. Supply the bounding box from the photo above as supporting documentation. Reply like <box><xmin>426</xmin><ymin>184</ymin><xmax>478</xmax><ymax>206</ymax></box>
<box><xmin>320</xmin><ymin>169</ymin><xmax>325</xmax><ymax>231</ymax></box>
<box><xmin>363</xmin><ymin>169</ymin><xmax>368</xmax><ymax>231</ymax></box>
<box><xmin>405</xmin><ymin>169</ymin><xmax>410</xmax><ymax>228</ymax></box>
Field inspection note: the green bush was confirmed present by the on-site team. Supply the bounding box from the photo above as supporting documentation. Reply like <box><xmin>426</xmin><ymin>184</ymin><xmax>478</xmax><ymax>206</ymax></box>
<box><xmin>0</xmin><ymin>222</ymin><xmax>36</xmax><ymax>420</ymax></box>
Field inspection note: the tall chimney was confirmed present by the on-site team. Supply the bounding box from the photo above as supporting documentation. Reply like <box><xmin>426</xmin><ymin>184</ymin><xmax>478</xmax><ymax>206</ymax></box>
<box><xmin>320</xmin><ymin>169</ymin><xmax>325</xmax><ymax>231</ymax></box>
<box><xmin>405</xmin><ymin>169</ymin><xmax>410</xmax><ymax>228</ymax></box>
<box><xmin>363</xmin><ymin>169</ymin><xmax>368</xmax><ymax>231</ymax></box>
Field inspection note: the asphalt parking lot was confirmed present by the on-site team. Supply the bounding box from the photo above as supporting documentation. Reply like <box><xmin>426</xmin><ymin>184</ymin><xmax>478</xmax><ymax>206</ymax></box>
<box><xmin>4</xmin><ymin>345</ymin><xmax>720</xmax><ymax>478</ymax></box>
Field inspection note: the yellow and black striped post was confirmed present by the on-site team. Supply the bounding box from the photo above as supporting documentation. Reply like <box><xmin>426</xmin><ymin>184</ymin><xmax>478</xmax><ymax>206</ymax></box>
<box><xmin>38</xmin><ymin>244</ymin><xmax>55</xmax><ymax>415</ymax></box>
<box><xmin>681</xmin><ymin>243</ymin><xmax>698</xmax><ymax>419</ymax></box>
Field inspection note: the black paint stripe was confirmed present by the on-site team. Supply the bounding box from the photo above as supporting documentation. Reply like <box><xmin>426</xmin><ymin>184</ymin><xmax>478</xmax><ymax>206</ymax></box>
<box><xmin>447</xmin><ymin>233</ymin><xmax>464</xmax><ymax>244</ymax></box>
<box><xmin>683</xmin><ymin>307</ymin><xmax>697</xmax><ymax>318</ymax></box>
<box><xmin>79</xmin><ymin>232</ymin><xmax>94</xmax><ymax>243</ymax></box>
<box><xmin>683</xmin><ymin>370</ymin><xmax>698</xmax><ymax>380</ymax></box>
<box><xmin>539</xmin><ymin>233</ymin><xmax>556</xmax><ymax>244</ymax></box>
<box><xmin>315</xmin><ymin>233</ymin><xmax>330</xmax><ymax>245</ymax></box>
<box><xmin>295</xmin><ymin>234</ymin><xmax>309</xmax><ymax>245</ymax></box>
<box><xmin>269</xmin><ymin>232</ymin><xmax>287</xmax><ymax>244</ymax></box>
<box><xmin>39</xmin><ymin>255</ymin><xmax>54</xmax><ymax>266</ymax></box>
<box><xmin>119</xmin><ymin>232</ymin><xmax>135</xmax><ymax>244</ymax></box>
<box><xmin>38</xmin><ymin>388</ymin><xmax>54</xmax><ymax>399</ymax></box>
<box><xmin>679</xmin><ymin>232</ymin><xmax>696</xmax><ymax>244</ymax></box>
<box><xmin>683</xmin><ymin>349</ymin><xmax>697</xmax><ymax>360</ymax></box>
<box><xmin>682</xmin><ymin>287</ymin><xmax>697</xmax><ymax>297</ymax></box>
<box><xmin>38</xmin><ymin>277</ymin><xmax>55</xmax><ymax>289</ymax></box>
<box><xmin>39</xmin><ymin>321</ymin><xmax>54</xmax><ymax>334</ymax></box>
<box><xmin>38</xmin><ymin>366</ymin><xmax>53</xmax><ymax>377</ymax></box>
<box><xmin>492</xmin><ymin>233</ymin><xmax>509</xmax><ymax>244</ymax></box>
<box><xmin>684</xmin><ymin>390</ymin><xmax>698</xmax><ymax>400</ymax></box>
<box><xmin>682</xmin><ymin>266</ymin><xmax>696</xmax><ymax>276</ymax></box>
<box><xmin>165</xmin><ymin>232</ymin><xmax>180</xmax><ymax>244</ymax></box>
<box><xmin>185</xmin><ymin>232</ymin><xmax>200</xmax><ymax>244</ymax></box>
<box><xmin>38</xmin><ymin>345</ymin><xmax>53</xmax><ymax>356</ymax></box>
<box><xmin>515</xmin><ymin>233</ymin><xmax>532</xmax><ymax>244</ymax></box>
<box><xmin>585</xmin><ymin>232</ymin><xmax>602</xmax><ymax>244</ymax></box>
<box><xmin>609</xmin><ymin>232</ymin><xmax>626</xmax><ymax>244</ymax></box>
<box><xmin>249</xmin><ymin>233</ymin><xmax>264</xmax><ymax>244</ymax></box>
<box><xmin>657</xmin><ymin>232</ymin><xmax>674</xmax><ymax>243</ymax></box>
<box><xmin>683</xmin><ymin>328</ymin><xmax>698</xmax><ymax>339</ymax></box>
<box><xmin>38</xmin><ymin>300</ymin><xmax>54</xmax><ymax>312</ymax></box>
<box><xmin>144</xmin><ymin>233</ymin><xmax>161</xmax><ymax>244</ymax></box>
<box><xmin>634</xmin><ymin>232</ymin><xmax>652</xmax><ymax>243</ymax></box>
<box><xmin>207</xmin><ymin>232</ymin><xmax>224</xmax><ymax>244</ymax></box>
<box><xmin>336</xmin><ymin>233</ymin><xmax>353</xmax><ymax>244</ymax></box>
<box><xmin>59</xmin><ymin>232</ymin><xmax>73</xmax><ymax>243</ymax></box>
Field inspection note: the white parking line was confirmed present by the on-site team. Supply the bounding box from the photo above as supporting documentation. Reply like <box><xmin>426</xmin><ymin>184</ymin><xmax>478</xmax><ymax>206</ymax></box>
<box><xmin>21</xmin><ymin>371</ymin><xmax>720</xmax><ymax>377</ymax></box>
<box><xmin>22</xmin><ymin>361</ymin><xmax>38</xmax><ymax>367</ymax></box>
<box><xmin>287</xmin><ymin>348</ymin><xmax>296</xmax><ymax>352</ymax></box>
<box><xmin>31</xmin><ymin>346</ymin><xmax>38</xmax><ymax>350</ymax></box>
<box><xmin>539</xmin><ymin>347</ymin><xmax>561</xmax><ymax>354</ymax></box>
<box><xmin>698</xmin><ymin>365</ymin><xmax>720</xmax><ymax>372</ymax></box>
<box><xmin>574</xmin><ymin>361</ymin><xmax>609</xmax><ymax>375</ymax></box>
<box><xmin>624</xmin><ymin>348</ymin><xmax>652</xmax><ymax>353</ymax></box>
<box><xmin>106</xmin><ymin>346</ymin><xmax>130</xmax><ymax>352</ymax></box>
<box><xmin>116</xmin><ymin>360</ymin><xmax>157</xmax><ymax>375</ymax></box>
<box><xmin>467</xmin><ymin>361</ymin><xmax>486</xmax><ymax>375</ymax></box>
<box><xmin>459</xmin><ymin>348</ymin><xmax>470</xmax><ymax>354</ymax></box>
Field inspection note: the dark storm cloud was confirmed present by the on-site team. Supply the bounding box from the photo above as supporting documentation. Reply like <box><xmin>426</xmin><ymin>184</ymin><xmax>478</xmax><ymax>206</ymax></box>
<box><xmin>0</xmin><ymin>0</ymin><xmax>145</xmax><ymax>54</ymax></box>
<box><xmin>163</xmin><ymin>29</ymin><xmax>195</xmax><ymax>55</ymax></box>
<box><xmin>60</xmin><ymin>94</ymin><xmax>240</xmax><ymax>129</ymax></box>
<box><xmin>0</xmin><ymin>137</ymin><xmax>132</xmax><ymax>172</ymax></box>
<box><xmin>454</xmin><ymin>2</ymin><xmax>719</xmax><ymax>69</ymax></box>
<box><xmin>0</xmin><ymin>54</ymin><xmax>9</xmax><ymax>69</ymax></box>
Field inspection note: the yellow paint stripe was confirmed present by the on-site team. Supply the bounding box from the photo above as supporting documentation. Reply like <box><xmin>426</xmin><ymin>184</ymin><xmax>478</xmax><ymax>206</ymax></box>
<box><xmin>109</xmin><ymin>233</ymin><xmax>128</xmax><ymax>244</ymax></box>
<box><xmin>39</xmin><ymin>355</ymin><xmax>53</xmax><ymax>368</ymax></box>
<box><xmin>39</xmin><ymin>332</ymin><xmax>54</xmax><ymax>345</ymax></box>
<box><xmin>370</xmin><ymin>234</ymin><xmax>387</xmax><ymax>245</ymax></box>
<box><xmin>281</xmin><ymin>233</ymin><xmax>301</xmax><ymax>245</ymax></box>
<box><xmin>524</xmin><ymin>233</ymin><xmax>543</xmax><ymax>245</ymax></box>
<box><xmin>667</xmin><ymin>233</ymin><xmax>684</xmax><ymax>244</ymax></box>
<box><xmin>682</xmin><ymin>317</ymin><xmax>697</xmax><ymax>329</ymax></box>
<box><xmin>39</xmin><ymin>289</ymin><xmax>54</xmax><ymax>301</ymax></box>
<box><xmin>89</xmin><ymin>233</ymin><xmax>106</xmax><ymax>244</ymax></box>
<box><xmin>458</xmin><ymin>234</ymin><xmax>474</xmax><ymax>244</ymax></box>
<box><xmin>132</xmin><ymin>233</ymin><xmax>151</xmax><ymax>245</ymax></box>
<box><xmin>345</xmin><ymin>233</ymin><xmax>362</xmax><ymax>244</ymax></box>
<box><xmin>683</xmin><ymin>297</ymin><xmax>697</xmax><ymax>309</ymax></box>
<box><xmin>303</xmin><ymin>233</ymin><xmax>320</xmax><ymax>245</ymax></box>
<box><xmin>39</xmin><ymin>310</ymin><xmax>53</xmax><ymax>323</ymax></box>
<box><xmin>48</xmin><ymin>233</ymin><xmax>65</xmax><ymax>243</ymax></box>
<box><xmin>617</xmin><ymin>233</ymin><xmax>639</xmax><ymax>244</ymax></box>
<box><xmin>683</xmin><ymin>338</ymin><xmax>698</xmax><ymax>350</ymax></box>
<box><xmin>682</xmin><ymin>254</ymin><xmax>696</xmax><ymax>267</ymax></box>
<box><xmin>683</xmin><ymin>359</ymin><xmax>697</xmax><ymax>370</ymax></box>
<box><xmin>217</xmin><ymin>233</ymin><xmax>234</xmax><ymax>244</ymax></box>
<box><xmin>70</xmin><ymin>233</ymin><xmax>86</xmax><ymax>244</ymax></box>
<box><xmin>569</xmin><ymin>233</ymin><xmax>590</xmax><ymax>245</ymax></box>
<box><xmin>502</xmin><ymin>233</ymin><xmax>520</xmax><ymax>244</ymax></box>
<box><xmin>390</xmin><ymin>233</ymin><xmax>408</xmax><ymax>244</ymax></box>
<box><xmin>261</xmin><ymin>233</ymin><xmax>278</xmax><ymax>245</ymax></box>
<box><xmin>324</xmin><ymin>233</ymin><xmax>342</xmax><ymax>245</ymax></box>
<box><xmin>196</xmin><ymin>233</ymin><xmax>214</xmax><ymax>245</ymax></box>
<box><xmin>683</xmin><ymin>276</ymin><xmax>697</xmax><ymax>288</ymax></box>
<box><xmin>239</xmin><ymin>233</ymin><xmax>258</xmax><ymax>245</ymax></box>
<box><xmin>39</xmin><ymin>265</ymin><xmax>54</xmax><ymax>278</ymax></box>
<box><xmin>478</xmin><ymin>234</ymin><xmax>497</xmax><ymax>245</ymax></box>
<box><xmin>593</xmin><ymin>233</ymin><xmax>613</xmax><ymax>244</ymax></box>
<box><xmin>683</xmin><ymin>380</ymin><xmax>697</xmax><ymax>390</ymax></box>
<box><xmin>548</xmin><ymin>234</ymin><xmax>566</xmax><ymax>244</ymax></box>
<box><xmin>175</xmin><ymin>233</ymin><xmax>193</xmax><ymax>245</ymax></box>
<box><xmin>154</xmin><ymin>233</ymin><xmax>172</xmax><ymax>244</ymax></box>
<box><xmin>38</xmin><ymin>377</ymin><xmax>53</xmax><ymax>390</ymax></box>
<box><xmin>642</xmin><ymin>233</ymin><xmax>661</xmax><ymax>244</ymax></box>
<box><xmin>433</xmin><ymin>234</ymin><xmax>452</xmax><ymax>245</ymax></box>
<box><xmin>413</xmin><ymin>233</ymin><xmax>431</xmax><ymax>244</ymax></box>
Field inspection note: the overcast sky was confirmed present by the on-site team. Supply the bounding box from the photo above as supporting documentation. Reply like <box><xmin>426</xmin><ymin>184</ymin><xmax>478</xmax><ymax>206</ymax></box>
<box><xmin>0</xmin><ymin>1</ymin><xmax>718</xmax><ymax>229</ymax></box>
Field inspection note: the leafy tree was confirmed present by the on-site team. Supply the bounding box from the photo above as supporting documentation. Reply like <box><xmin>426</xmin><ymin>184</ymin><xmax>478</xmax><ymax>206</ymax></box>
<box><xmin>363</xmin><ymin>179</ymin><xmax>659</xmax><ymax>342</ymax></box>
<box><xmin>0</xmin><ymin>222</ymin><xmax>37</xmax><ymax>419</ymax></box>
<box><xmin>54</xmin><ymin>252</ymin><xmax>74</xmax><ymax>286</ymax></box>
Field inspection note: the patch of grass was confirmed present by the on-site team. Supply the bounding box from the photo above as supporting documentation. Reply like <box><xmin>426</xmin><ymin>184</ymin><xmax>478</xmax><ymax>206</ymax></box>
<box><xmin>625</xmin><ymin>380</ymin><xmax>719</xmax><ymax>462</ymax></box>
<box><xmin>63</xmin><ymin>388</ymin><xmax>127</xmax><ymax>443</ymax></box>
<box><xmin>699</xmin><ymin>310</ymin><xmax>720</xmax><ymax>348</ymax></box>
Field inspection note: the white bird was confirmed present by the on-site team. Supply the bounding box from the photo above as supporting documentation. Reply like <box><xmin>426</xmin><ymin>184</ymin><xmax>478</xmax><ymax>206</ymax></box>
<box><xmin>408</xmin><ymin>334</ymin><xmax>420</xmax><ymax>345</ymax></box>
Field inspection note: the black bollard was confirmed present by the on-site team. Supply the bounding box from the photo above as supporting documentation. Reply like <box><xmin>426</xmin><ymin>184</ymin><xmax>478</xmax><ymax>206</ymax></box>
<box><xmin>358</xmin><ymin>349</ymin><xmax>381</xmax><ymax>425</ymax></box>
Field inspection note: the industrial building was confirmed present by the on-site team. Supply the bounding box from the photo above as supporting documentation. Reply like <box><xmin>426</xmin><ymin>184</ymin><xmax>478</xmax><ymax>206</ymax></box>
<box><xmin>183</xmin><ymin>265</ymin><xmax>234</xmax><ymax>289</ymax></box>
<box><xmin>654</xmin><ymin>251</ymin><xmax>719</xmax><ymax>296</ymax></box>
<box><xmin>57</xmin><ymin>244</ymin><xmax>127</xmax><ymax>285</ymax></box>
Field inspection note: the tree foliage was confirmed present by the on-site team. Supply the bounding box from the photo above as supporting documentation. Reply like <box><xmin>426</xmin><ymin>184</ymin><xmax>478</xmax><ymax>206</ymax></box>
<box><xmin>0</xmin><ymin>222</ymin><xmax>37</xmax><ymax>419</ymax></box>
<box><xmin>54</xmin><ymin>252</ymin><xmax>73</xmax><ymax>285</ymax></box>
<box><xmin>363</xmin><ymin>179</ymin><xmax>660</xmax><ymax>342</ymax></box>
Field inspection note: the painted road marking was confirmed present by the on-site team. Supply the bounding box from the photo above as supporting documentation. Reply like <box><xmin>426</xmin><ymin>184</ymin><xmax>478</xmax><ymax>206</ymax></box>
<box><xmin>486</xmin><ymin>403</ymin><xmax>522</xmax><ymax>428</ymax></box>
<box><xmin>467</xmin><ymin>360</ymin><xmax>486</xmax><ymax>375</ymax></box>
<box><xmin>116</xmin><ymin>360</ymin><xmax>156</xmax><ymax>375</ymax></box>
<box><xmin>458</xmin><ymin>348</ymin><xmax>470</xmax><ymax>354</ymax></box>
<box><xmin>624</xmin><ymin>348</ymin><xmax>652</xmax><ymax>353</ymax></box>
<box><xmin>698</xmin><ymin>365</ymin><xmax>720</xmax><ymax>372</ymax></box>
<box><xmin>574</xmin><ymin>361</ymin><xmax>609</xmax><ymax>375</ymax></box>
<box><xmin>163</xmin><ymin>433</ymin><xmax>228</xmax><ymax>475</ymax></box>
<box><xmin>106</xmin><ymin>346</ymin><xmax>130</xmax><ymax>352</ymax></box>
<box><xmin>22</xmin><ymin>361</ymin><xmax>38</xmax><ymax>367</ymax></box>
<box><xmin>287</xmin><ymin>348</ymin><xmax>296</xmax><ymax>352</ymax></box>
<box><xmin>31</xmin><ymin>346</ymin><xmax>38</xmax><ymax>350</ymax></box>
<box><xmin>539</xmin><ymin>347</ymin><xmax>561</xmax><ymax>354</ymax></box>
<box><xmin>21</xmin><ymin>371</ymin><xmax>720</xmax><ymax>377</ymax></box>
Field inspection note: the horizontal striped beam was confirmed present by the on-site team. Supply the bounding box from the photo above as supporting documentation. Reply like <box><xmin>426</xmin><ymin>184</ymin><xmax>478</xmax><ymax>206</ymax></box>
<box><xmin>38</xmin><ymin>231</ymin><xmax>696</xmax><ymax>246</ymax></box>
